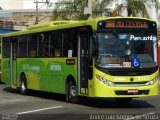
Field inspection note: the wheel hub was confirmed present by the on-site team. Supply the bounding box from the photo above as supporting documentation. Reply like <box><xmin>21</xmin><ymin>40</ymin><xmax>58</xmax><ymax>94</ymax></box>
<box><xmin>70</xmin><ymin>85</ymin><xmax>77</xmax><ymax>97</ymax></box>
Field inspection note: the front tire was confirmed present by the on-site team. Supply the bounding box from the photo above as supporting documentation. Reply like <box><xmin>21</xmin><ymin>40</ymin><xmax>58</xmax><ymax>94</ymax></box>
<box><xmin>20</xmin><ymin>75</ymin><xmax>28</xmax><ymax>95</ymax></box>
<box><xmin>66</xmin><ymin>81</ymin><xmax>78</xmax><ymax>103</ymax></box>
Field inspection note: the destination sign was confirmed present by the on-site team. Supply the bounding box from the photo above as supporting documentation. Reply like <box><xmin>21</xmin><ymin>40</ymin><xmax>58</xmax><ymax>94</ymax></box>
<box><xmin>97</xmin><ymin>18</ymin><xmax>157</xmax><ymax>29</ymax></box>
<box><xmin>106</xmin><ymin>21</ymin><xmax>148</xmax><ymax>28</ymax></box>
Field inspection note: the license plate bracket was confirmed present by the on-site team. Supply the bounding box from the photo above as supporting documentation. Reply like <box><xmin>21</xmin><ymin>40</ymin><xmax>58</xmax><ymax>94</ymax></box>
<box><xmin>128</xmin><ymin>89</ymin><xmax>138</xmax><ymax>93</ymax></box>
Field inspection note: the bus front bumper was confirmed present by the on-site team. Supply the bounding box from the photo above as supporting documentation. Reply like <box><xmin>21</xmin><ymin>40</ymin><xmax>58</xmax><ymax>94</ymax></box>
<box><xmin>93</xmin><ymin>80</ymin><xmax>159</xmax><ymax>98</ymax></box>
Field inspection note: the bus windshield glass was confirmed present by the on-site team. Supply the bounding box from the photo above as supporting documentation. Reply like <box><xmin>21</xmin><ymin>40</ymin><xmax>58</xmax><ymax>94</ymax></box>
<box><xmin>95</xmin><ymin>30</ymin><xmax>157</xmax><ymax>68</ymax></box>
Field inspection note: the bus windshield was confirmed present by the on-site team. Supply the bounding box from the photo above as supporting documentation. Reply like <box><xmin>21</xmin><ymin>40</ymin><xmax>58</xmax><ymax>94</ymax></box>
<box><xmin>95</xmin><ymin>30</ymin><xmax>157</xmax><ymax>68</ymax></box>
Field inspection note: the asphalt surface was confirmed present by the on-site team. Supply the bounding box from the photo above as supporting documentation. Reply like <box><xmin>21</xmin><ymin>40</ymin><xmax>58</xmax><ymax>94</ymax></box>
<box><xmin>0</xmin><ymin>83</ymin><xmax>160</xmax><ymax>120</ymax></box>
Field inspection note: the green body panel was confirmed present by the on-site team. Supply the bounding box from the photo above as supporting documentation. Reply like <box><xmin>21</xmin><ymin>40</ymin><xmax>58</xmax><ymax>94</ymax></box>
<box><xmin>2</xmin><ymin>59</ymin><xmax>10</xmax><ymax>84</ymax></box>
<box><xmin>2</xmin><ymin>58</ymin><xmax>77</xmax><ymax>94</ymax></box>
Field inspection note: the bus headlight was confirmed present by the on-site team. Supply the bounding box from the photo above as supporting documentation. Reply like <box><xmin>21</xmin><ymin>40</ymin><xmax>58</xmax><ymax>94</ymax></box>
<box><xmin>146</xmin><ymin>77</ymin><xmax>159</xmax><ymax>85</ymax></box>
<box><xmin>96</xmin><ymin>75</ymin><xmax>115</xmax><ymax>86</ymax></box>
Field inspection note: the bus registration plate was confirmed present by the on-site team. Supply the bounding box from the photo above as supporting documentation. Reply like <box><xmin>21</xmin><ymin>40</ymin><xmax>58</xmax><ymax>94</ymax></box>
<box><xmin>128</xmin><ymin>89</ymin><xmax>138</xmax><ymax>93</ymax></box>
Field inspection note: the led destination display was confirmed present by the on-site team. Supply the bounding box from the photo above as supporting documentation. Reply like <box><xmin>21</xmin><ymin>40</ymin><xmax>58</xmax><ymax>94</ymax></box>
<box><xmin>98</xmin><ymin>18</ymin><xmax>157</xmax><ymax>29</ymax></box>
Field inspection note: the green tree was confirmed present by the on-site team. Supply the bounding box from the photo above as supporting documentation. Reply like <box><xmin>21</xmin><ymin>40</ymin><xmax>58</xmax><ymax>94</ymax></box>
<box><xmin>51</xmin><ymin>0</ymin><xmax>112</xmax><ymax>20</ymax></box>
<box><xmin>111</xmin><ymin>0</ymin><xmax>160</xmax><ymax>19</ymax></box>
<box><xmin>112</xmin><ymin>0</ymin><xmax>149</xmax><ymax>17</ymax></box>
<box><xmin>51</xmin><ymin>0</ymin><xmax>160</xmax><ymax>20</ymax></box>
<box><xmin>91</xmin><ymin>0</ymin><xmax>112</xmax><ymax>18</ymax></box>
<box><xmin>52</xmin><ymin>0</ymin><xmax>88</xmax><ymax>20</ymax></box>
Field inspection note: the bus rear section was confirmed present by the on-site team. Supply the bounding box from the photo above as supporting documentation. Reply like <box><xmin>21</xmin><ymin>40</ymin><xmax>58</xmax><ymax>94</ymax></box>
<box><xmin>88</xmin><ymin>18</ymin><xmax>159</xmax><ymax>102</ymax></box>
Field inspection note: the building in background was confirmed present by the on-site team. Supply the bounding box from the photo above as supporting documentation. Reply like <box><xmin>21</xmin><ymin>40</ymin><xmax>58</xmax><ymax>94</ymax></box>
<box><xmin>0</xmin><ymin>19</ymin><xmax>17</xmax><ymax>34</ymax></box>
<box><xmin>0</xmin><ymin>9</ymin><xmax>52</xmax><ymax>30</ymax></box>
<box><xmin>0</xmin><ymin>0</ymin><xmax>54</xmax><ymax>30</ymax></box>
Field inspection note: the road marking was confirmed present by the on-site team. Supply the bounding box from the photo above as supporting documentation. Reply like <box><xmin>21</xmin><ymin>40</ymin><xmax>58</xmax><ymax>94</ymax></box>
<box><xmin>125</xmin><ymin>112</ymin><xmax>155</xmax><ymax>120</ymax></box>
<box><xmin>17</xmin><ymin>106</ymin><xmax>62</xmax><ymax>115</ymax></box>
<box><xmin>0</xmin><ymin>99</ymin><xmax>27</xmax><ymax>104</ymax></box>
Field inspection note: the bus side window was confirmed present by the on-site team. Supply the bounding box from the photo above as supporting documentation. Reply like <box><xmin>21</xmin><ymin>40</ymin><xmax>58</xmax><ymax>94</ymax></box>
<box><xmin>50</xmin><ymin>31</ymin><xmax>62</xmax><ymax>57</ymax></box>
<box><xmin>55</xmin><ymin>49</ymin><xmax>61</xmax><ymax>57</ymax></box>
<box><xmin>40</xmin><ymin>32</ymin><xmax>50</xmax><ymax>57</ymax></box>
<box><xmin>18</xmin><ymin>35</ymin><xmax>27</xmax><ymax>58</ymax></box>
<box><xmin>28</xmin><ymin>34</ymin><xmax>37</xmax><ymax>58</ymax></box>
<box><xmin>30</xmin><ymin>50</ymin><xmax>36</xmax><ymax>57</ymax></box>
<box><xmin>63</xmin><ymin>28</ymin><xmax>78</xmax><ymax>57</ymax></box>
<box><xmin>2</xmin><ymin>39</ymin><xmax>10</xmax><ymax>58</ymax></box>
<box><xmin>50</xmin><ymin>47</ymin><xmax>55</xmax><ymax>57</ymax></box>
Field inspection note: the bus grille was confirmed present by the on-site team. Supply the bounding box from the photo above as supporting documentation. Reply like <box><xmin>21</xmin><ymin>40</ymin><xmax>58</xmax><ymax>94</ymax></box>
<box><xmin>114</xmin><ymin>82</ymin><xmax>148</xmax><ymax>87</ymax></box>
<box><xmin>115</xmin><ymin>90</ymin><xmax>149</xmax><ymax>95</ymax></box>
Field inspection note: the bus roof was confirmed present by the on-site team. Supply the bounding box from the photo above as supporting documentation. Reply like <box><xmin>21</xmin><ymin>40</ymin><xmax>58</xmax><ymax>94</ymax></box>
<box><xmin>1</xmin><ymin>17</ymin><xmax>157</xmax><ymax>37</ymax></box>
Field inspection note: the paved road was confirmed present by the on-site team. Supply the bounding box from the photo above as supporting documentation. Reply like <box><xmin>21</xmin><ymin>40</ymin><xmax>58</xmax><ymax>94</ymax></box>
<box><xmin>0</xmin><ymin>83</ymin><xmax>160</xmax><ymax>120</ymax></box>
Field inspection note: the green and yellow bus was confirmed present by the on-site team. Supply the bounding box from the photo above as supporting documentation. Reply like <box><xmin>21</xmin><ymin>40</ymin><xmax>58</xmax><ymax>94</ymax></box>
<box><xmin>1</xmin><ymin>17</ymin><xmax>159</xmax><ymax>103</ymax></box>
<box><xmin>0</xmin><ymin>36</ymin><xmax>1</xmax><ymax>80</ymax></box>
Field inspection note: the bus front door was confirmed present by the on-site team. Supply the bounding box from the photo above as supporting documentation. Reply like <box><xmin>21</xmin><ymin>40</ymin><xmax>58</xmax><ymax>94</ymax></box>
<box><xmin>10</xmin><ymin>40</ymin><xmax>17</xmax><ymax>87</ymax></box>
<box><xmin>78</xmin><ymin>28</ymin><xmax>90</xmax><ymax>95</ymax></box>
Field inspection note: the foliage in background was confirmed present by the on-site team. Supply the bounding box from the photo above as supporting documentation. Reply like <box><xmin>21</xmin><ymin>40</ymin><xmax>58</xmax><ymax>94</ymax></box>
<box><xmin>51</xmin><ymin>0</ymin><xmax>160</xmax><ymax>21</ymax></box>
<box><xmin>112</xmin><ymin>0</ymin><xmax>149</xmax><ymax>17</ymax></box>
<box><xmin>52</xmin><ymin>0</ymin><xmax>113</xmax><ymax>20</ymax></box>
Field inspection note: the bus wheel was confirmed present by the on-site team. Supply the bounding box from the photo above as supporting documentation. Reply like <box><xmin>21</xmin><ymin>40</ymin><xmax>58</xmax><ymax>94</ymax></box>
<box><xmin>20</xmin><ymin>75</ymin><xmax>28</xmax><ymax>95</ymax></box>
<box><xmin>115</xmin><ymin>98</ymin><xmax>132</xmax><ymax>104</ymax></box>
<box><xmin>66</xmin><ymin>81</ymin><xmax>78</xmax><ymax>103</ymax></box>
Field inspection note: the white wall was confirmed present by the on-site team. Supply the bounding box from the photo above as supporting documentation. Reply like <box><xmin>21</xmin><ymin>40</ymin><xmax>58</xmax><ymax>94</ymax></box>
<box><xmin>23</xmin><ymin>0</ymin><xmax>56</xmax><ymax>9</ymax></box>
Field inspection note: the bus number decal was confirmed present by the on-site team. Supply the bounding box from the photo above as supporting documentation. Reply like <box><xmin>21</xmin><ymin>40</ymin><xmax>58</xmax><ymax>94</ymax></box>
<box><xmin>22</xmin><ymin>64</ymin><xmax>40</xmax><ymax>72</ymax></box>
<box><xmin>50</xmin><ymin>64</ymin><xmax>61</xmax><ymax>71</ymax></box>
<box><xmin>138</xmin><ymin>76</ymin><xmax>150</xmax><ymax>81</ymax></box>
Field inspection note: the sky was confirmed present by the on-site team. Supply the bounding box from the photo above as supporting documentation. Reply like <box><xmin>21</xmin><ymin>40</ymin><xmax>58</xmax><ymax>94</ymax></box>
<box><xmin>0</xmin><ymin>0</ymin><xmax>57</xmax><ymax>9</ymax></box>
<box><xmin>23</xmin><ymin>0</ymin><xmax>57</xmax><ymax>9</ymax></box>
